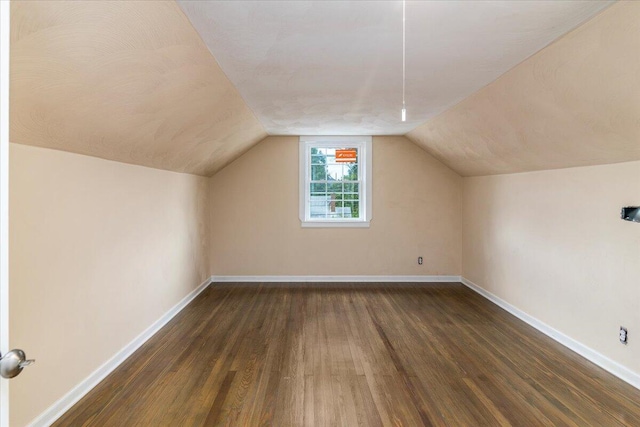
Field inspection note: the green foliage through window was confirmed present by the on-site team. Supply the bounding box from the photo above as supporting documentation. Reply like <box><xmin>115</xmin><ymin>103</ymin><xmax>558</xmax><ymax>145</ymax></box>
<box><xmin>309</xmin><ymin>147</ymin><xmax>360</xmax><ymax>219</ymax></box>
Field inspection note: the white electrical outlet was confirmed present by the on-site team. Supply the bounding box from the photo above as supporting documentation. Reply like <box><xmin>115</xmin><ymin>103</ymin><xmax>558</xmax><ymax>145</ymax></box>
<box><xmin>620</xmin><ymin>326</ymin><xmax>628</xmax><ymax>345</ymax></box>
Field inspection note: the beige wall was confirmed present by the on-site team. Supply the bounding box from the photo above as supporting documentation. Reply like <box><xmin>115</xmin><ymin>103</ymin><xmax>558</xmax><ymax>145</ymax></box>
<box><xmin>463</xmin><ymin>161</ymin><xmax>640</xmax><ymax>374</ymax></box>
<box><xmin>208</xmin><ymin>136</ymin><xmax>462</xmax><ymax>276</ymax></box>
<box><xmin>9</xmin><ymin>143</ymin><xmax>209</xmax><ymax>426</ymax></box>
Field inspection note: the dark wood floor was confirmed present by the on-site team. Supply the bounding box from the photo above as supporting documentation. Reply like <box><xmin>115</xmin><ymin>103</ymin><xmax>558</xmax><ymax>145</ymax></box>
<box><xmin>55</xmin><ymin>283</ymin><xmax>640</xmax><ymax>426</ymax></box>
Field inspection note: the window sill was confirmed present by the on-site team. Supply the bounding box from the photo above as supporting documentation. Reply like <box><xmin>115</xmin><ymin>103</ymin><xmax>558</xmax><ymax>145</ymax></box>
<box><xmin>301</xmin><ymin>220</ymin><xmax>370</xmax><ymax>228</ymax></box>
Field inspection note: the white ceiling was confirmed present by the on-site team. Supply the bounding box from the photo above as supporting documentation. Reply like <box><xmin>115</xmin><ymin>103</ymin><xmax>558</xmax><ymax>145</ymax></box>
<box><xmin>178</xmin><ymin>0</ymin><xmax>611</xmax><ymax>136</ymax></box>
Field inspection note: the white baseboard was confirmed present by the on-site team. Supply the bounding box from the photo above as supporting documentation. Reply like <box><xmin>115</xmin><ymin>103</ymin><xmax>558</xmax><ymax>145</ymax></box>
<box><xmin>28</xmin><ymin>277</ymin><xmax>213</xmax><ymax>427</ymax></box>
<box><xmin>461</xmin><ymin>277</ymin><xmax>640</xmax><ymax>390</ymax></box>
<box><xmin>211</xmin><ymin>275</ymin><xmax>462</xmax><ymax>283</ymax></box>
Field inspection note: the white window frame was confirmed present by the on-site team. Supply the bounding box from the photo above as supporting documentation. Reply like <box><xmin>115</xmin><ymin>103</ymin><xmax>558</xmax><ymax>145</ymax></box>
<box><xmin>299</xmin><ymin>136</ymin><xmax>372</xmax><ymax>228</ymax></box>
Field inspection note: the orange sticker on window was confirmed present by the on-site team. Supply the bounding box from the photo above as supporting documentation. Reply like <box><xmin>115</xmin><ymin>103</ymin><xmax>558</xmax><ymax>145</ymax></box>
<box><xmin>335</xmin><ymin>149</ymin><xmax>357</xmax><ymax>163</ymax></box>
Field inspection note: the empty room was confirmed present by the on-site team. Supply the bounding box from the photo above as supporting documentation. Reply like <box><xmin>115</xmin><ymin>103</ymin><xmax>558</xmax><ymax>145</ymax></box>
<box><xmin>0</xmin><ymin>0</ymin><xmax>639</xmax><ymax>426</ymax></box>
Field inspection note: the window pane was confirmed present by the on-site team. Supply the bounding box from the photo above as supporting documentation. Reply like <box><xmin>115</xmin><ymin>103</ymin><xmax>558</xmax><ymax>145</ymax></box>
<box><xmin>311</xmin><ymin>165</ymin><xmax>326</xmax><ymax>180</ymax></box>
<box><xmin>311</xmin><ymin>155</ymin><xmax>326</xmax><ymax>165</ymax></box>
<box><xmin>345</xmin><ymin>164</ymin><xmax>358</xmax><ymax>180</ymax></box>
<box><xmin>327</xmin><ymin>182</ymin><xmax>342</xmax><ymax>193</ymax></box>
<box><xmin>343</xmin><ymin>201</ymin><xmax>360</xmax><ymax>219</ymax></box>
<box><xmin>343</xmin><ymin>183</ymin><xmax>359</xmax><ymax>193</ymax></box>
<box><xmin>327</xmin><ymin>164</ymin><xmax>345</xmax><ymax>180</ymax></box>
<box><xmin>309</xmin><ymin>200</ymin><xmax>328</xmax><ymax>218</ymax></box>
<box><xmin>325</xmin><ymin>150</ymin><xmax>358</xmax><ymax>180</ymax></box>
<box><xmin>310</xmin><ymin>183</ymin><xmax>326</xmax><ymax>193</ymax></box>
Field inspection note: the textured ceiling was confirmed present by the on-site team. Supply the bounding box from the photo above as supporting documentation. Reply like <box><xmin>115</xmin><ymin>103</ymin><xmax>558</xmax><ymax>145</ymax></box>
<box><xmin>406</xmin><ymin>1</ymin><xmax>640</xmax><ymax>176</ymax></box>
<box><xmin>10</xmin><ymin>1</ymin><xmax>636</xmax><ymax>178</ymax></box>
<box><xmin>178</xmin><ymin>0</ymin><xmax>611</xmax><ymax>136</ymax></box>
<box><xmin>10</xmin><ymin>1</ymin><xmax>267</xmax><ymax>176</ymax></box>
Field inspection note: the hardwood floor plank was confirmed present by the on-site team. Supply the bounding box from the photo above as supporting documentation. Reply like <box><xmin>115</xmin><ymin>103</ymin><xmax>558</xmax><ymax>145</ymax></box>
<box><xmin>204</xmin><ymin>370</ymin><xmax>236</xmax><ymax>426</ymax></box>
<box><xmin>462</xmin><ymin>377</ymin><xmax>512</xmax><ymax>427</ymax></box>
<box><xmin>353</xmin><ymin>374</ymin><xmax>384</xmax><ymax>427</ymax></box>
<box><xmin>54</xmin><ymin>283</ymin><xmax>640</xmax><ymax>427</ymax></box>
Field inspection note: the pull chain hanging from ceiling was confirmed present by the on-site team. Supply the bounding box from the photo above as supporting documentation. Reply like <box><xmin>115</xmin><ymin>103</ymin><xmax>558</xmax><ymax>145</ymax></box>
<box><xmin>401</xmin><ymin>0</ymin><xmax>406</xmax><ymax>122</ymax></box>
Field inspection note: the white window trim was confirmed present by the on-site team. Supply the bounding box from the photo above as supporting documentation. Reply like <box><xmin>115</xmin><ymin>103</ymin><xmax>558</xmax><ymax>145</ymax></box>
<box><xmin>299</xmin><ymin>136</ymin><xmax>372</xmax><ymax>228</ymax></box>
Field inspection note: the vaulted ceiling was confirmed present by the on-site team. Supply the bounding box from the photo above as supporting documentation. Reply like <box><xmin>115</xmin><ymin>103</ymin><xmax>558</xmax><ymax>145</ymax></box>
<box><xmin>9</xmin><ymin>1</ymin><xmax>639</xmax><ymax>177</ymax></box>
<box><xmin>406</xmin><ymin>0</ymin><xmax>640</xmax><ymax>176</ymax></box>
<box><xmin>10</xmin><ymin>1</ymin><xmax>266</xmax><ymax>176</ymax></box>
<box><xmin>178</xmin><ymin>0</ymin><xmax>610</xmax><ymax>136</ymax></box>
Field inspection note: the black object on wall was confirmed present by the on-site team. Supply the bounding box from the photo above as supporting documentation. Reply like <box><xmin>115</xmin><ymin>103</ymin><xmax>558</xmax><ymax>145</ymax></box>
<box><xmin>621</xmin><ymin>206</ymin><xmax>640</xmax><ymax>223</ymax></box>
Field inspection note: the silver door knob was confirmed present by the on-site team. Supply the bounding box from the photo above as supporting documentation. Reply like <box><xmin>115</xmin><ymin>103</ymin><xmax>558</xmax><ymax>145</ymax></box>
<box><xmin>0</xmin><ymin>349</ymin><xmax>35</xmax><ymax>379</ymax></box>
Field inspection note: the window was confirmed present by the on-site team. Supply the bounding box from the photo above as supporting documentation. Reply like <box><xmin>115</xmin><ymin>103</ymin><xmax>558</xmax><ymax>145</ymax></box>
<box><xmin>299</xmin><ymin>136</ymin><xmax>372</xmax><ymax>227</ymax></box>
